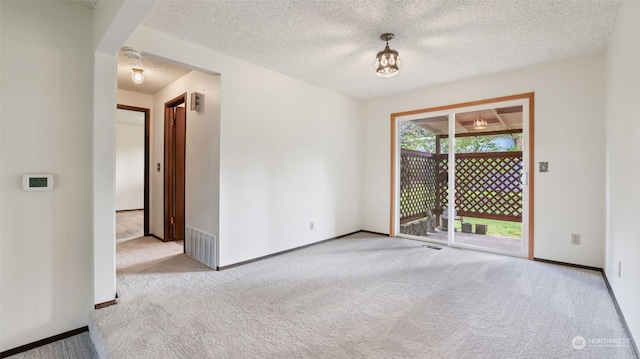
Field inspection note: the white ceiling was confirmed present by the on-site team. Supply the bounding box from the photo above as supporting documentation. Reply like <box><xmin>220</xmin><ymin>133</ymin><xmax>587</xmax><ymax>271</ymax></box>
<box><xmin>115</xmin><ymin>0</ymin><xmax>621</xmax><ymax>99</ymax></box>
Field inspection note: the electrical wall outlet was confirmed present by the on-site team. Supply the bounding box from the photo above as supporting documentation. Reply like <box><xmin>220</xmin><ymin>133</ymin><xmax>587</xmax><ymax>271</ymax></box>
<box><xmin>310</xmin><ymin>222</ymin><xmax>314</xmax><ymax>230</ymax></box>
<box><xmin>571</xmin><ymin>233</ymin><xmax>580</xmax><ymax>245</ymax></box>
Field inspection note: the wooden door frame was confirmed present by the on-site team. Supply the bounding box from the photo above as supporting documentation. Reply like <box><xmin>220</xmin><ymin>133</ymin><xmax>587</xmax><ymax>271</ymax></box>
<box><xmin>116</xmin><ymin>104</ymin><xmax>151</xmax><ymax>236</ymax></box>
<box><xmin>164</xmin><ymin>93</ymin><xmax>187</xmax><ymax>242</ymax></box>
<box><xmin>389</xmin><ymin>92</ymin><xmax>535</xmax><ymax>259</ymax></box>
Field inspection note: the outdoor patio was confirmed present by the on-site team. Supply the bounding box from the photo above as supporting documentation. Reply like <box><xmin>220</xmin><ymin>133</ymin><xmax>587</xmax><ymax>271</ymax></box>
<box><xmin>399</xmin><ymin>118</ymin><xmax>525</xmax><ymax>254</ymax></box>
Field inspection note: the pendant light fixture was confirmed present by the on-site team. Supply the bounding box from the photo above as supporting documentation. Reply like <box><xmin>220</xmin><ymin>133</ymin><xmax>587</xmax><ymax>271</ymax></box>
<box><xmin>131</xmin><ymin>68</ymin><xmax>144</xmax><ymax>84</ymax></box>
<box><xmin>122</xmin><ymin>47</ymin><xmax>145</xmax><ymax>85</ymax></box>
<box><xmin>375</xmin><ymin>33</ymin><xmax>400</xmax><ymax>78</ymax></box>
<box><xmin>473</xmin><ymin>117</ymin><xmax>488</xmax><ymax>130</ymax></box>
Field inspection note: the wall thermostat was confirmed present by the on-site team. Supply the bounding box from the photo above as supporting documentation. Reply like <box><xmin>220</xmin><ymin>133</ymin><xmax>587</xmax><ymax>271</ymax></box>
<box><xmin>22</xmin><ymin>174</ymin><xmax>54</xmax><ymax>191</ymax></box>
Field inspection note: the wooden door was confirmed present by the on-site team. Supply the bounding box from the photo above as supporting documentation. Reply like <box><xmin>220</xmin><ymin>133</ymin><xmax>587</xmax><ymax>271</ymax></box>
<box><xmin>174</xmin><ymin>106</ymin><xmax>186</xmax><ymax>241</ymax></box>
<box><xmin>164</xmin><ymin>99</ymin><xmax>186</xmax><ymax>242</ymax></box>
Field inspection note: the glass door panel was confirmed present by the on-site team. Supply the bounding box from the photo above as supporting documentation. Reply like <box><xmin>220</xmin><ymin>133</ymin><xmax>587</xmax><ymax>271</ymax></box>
<box><xmin>397</xmin><ymin>114</ymin><xmax>449</xmax><ymax>243</ymax></box>
<box><xmin>449</xmin><ymin>105</ymin><xmax>526</xmax><ymax>255</ymax></box>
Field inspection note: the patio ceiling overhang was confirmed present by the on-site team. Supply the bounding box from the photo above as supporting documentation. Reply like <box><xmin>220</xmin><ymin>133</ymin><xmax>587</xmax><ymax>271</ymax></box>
<box><xmin>413</xmin><ymin>105</ymin><xmax>523</xmax><ymax>135</ymax></box>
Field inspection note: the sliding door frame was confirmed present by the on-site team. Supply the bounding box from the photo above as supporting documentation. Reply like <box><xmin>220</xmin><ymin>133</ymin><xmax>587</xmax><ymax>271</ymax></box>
<box><xmin>389</xmin><ymin>93</ymin><xmax>535</xmax><ymax>259</ymax></box>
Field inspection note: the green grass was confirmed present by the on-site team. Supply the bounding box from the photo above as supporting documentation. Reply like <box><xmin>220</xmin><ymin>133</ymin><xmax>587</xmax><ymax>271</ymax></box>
<box><xmin>454</xmin><ymin>217</ymin><xmax>522</xmax><ymax>238</ymax></box>
<box><xmin>400</xmin><ymin>184</ymin><xmax>522</xmax><ymax>238</ymax></box>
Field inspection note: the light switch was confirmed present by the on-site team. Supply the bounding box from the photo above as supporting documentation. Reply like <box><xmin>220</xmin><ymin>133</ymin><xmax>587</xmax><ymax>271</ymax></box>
<box><xmin>539</xmin><ymin>162</ymin><xmax>549</xmax><ymax>173</ymax></box>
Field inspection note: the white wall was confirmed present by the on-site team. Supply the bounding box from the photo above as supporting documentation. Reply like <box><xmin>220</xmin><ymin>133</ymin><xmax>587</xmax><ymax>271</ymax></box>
<box><xmin>605</xmin><ymin>0</ymin><xmax>640</xmax><ymax>344</ymax></box>
<box><xmin>0</xmin><ymin>1</ymin><xmax>94</xmax><ymax>351</ymax></box>
<box><xmin>150</xmin><ymin>70</ymin><xmax>221</xmax><ymax>239</ymax></box>
<box><xmin>92</xmin><ymin>0</ymin><xmax>155</xmax><ymax>309</ymax></box>
<box><xmin>125</xmin><ymin>27</ymin><xmax>363</xmax><ymax>266</ymax></box>
<box><xmin>115</xmin><ymin>109</ymin><xmax>145</xmax><ymax>210</ymax></box>
<box><xmin>118</xmin><ymin>89</ymin><xmax>153</xmax><ymax>110</ymax></box>
<box><xmin>362</xmin><ymin>54</ymin><xmax>606</xmax><ymax>268</ymax></box>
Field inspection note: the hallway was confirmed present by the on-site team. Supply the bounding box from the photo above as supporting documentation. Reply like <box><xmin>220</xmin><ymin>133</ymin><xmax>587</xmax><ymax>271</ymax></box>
<box><xmin>116</xmin><ymin>210</ymin><xmax>144</xmax><ymax>242</ymax></box>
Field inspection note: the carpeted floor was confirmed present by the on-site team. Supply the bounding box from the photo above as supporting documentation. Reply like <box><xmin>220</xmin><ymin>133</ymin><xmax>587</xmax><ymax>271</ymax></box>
<box><xmin>86</xmin><ymin>232</ymin><xmax>635</xmax><ymax>359</ymax></box>
<box><xmin>5</xmin><ymin>332</ymin><xmax>98</xmax><ymax>359</ymax></box>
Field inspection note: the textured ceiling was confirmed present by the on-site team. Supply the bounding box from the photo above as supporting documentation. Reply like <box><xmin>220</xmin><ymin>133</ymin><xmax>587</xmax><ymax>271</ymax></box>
<box><xmin>117</xmin><ymin>49</ymin><xmax>192</xmax><ymax>94</ymax></box>
<box><xmin>71</xmin><ymin>0</ymin><xmax>97</xmax><ymax>9</ymax></box>
<box><xmin>138</xmin><ymin>0</ymin><xmax>622</xmax><ymax>100</ymax></box>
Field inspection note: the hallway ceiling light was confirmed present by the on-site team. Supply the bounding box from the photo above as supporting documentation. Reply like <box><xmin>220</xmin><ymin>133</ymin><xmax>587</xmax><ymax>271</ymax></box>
<box><xmin>122</xmin><ymin>47</ymin><xmax>142</xmax><ymax>60</ymax></box>
<box><xmin>131</xmin><ymin>68</ymin><xmax>144</xmax><ymax>84</ymax></box>
<box><xmin>473</xmin><ymin>117</ymin><xmax>488</xmax><ymax>130</ymax></box>
<box><xmin>375</xmin><ymin>33</ymin><xmax>400</xmax><ymax>78</ymax></box>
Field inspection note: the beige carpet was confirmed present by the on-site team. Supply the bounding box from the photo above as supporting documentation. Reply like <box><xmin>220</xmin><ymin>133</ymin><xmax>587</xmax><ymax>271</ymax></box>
<box><xmin>116</xmin><ymin>236</ymin><xmax>188</xmax><ymax>275</ymax></box>
<box><xmin>4</xmin><ymin>332</ymin><xmax>98</xmax><ymax>359</ymax></box>
<box><xmin>88</xmin><ymin>233</ymin><xmax>635</xmax><ymax>358</ymax></box>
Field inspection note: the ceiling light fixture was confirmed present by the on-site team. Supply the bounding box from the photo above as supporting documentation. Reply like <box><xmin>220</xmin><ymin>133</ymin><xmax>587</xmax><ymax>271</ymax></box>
<box><xmin>131</xmin><ymin>68</ymin><xmax>144</xmax><ymax>84</ymax></box>
<box><xmin>375</xmin><ymin>33</ymin><xmax>400</xmax><ymax>78</ymax></box>
<box><xmin>473</xmin><ymin>117</ymin><xmax>488</xmax><ymax>130</ymax></box>
<box><xmin>122</xmin><ymin>47</ymin><xmax>142</xmax><ymax>60</ymax></box>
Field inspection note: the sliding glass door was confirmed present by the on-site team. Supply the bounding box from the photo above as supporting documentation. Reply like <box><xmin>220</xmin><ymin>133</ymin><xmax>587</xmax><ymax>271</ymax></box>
<box><xmin>393</xmin><ymin>96</ymin><xmax>531</xmax><ymax>258</ymax></box>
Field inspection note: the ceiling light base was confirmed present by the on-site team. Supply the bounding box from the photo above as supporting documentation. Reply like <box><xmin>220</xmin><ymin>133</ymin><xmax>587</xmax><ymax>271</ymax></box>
<box><xmin>122</xmin><ymin>47</ymin><xmax>142</xmax><ymax>60</ymax></box>
<box><xmin>380</xmin><ymin>33</ymin><xmax>395</xmax><ymax>42</ymax></box>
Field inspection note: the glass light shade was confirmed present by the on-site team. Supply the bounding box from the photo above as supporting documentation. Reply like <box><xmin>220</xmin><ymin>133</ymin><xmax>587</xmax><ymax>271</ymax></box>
<box><xmin>376</xmin><ymin>45</ymin><xmax>400</xmax><ymax>78</ymax></box>
<box><xmin>473</xmin><ymin>117</ymin><xmax>488</xmax><ymax>129</ymax></box>
<box><xmin>131</xmin><ymin>68</ymin><xmax>144</xmax><ymax>84</ymax></box>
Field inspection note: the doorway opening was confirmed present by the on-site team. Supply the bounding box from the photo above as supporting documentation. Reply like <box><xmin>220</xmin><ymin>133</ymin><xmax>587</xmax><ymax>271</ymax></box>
<box><xmin>115</xmin><ymin>105</ymin><xmax>150</xmax><ymax>242</ymax></box>
<box><xmin>390</xmin><ymin>93</ymin><xmax>534</xmax><ymax>259</ymax></box>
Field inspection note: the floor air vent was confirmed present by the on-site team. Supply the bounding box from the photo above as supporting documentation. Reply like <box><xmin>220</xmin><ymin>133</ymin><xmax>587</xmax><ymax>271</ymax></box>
<box><xmin>422</xmin><ymin>244</ymin><xmax>442</xmax><ymax>250</ymax></box>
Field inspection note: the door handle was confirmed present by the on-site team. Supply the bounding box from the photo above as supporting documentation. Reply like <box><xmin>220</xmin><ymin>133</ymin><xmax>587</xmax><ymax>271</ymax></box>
<box><xmin>521</xmin><ymin>171</ymin><xmax>528</xmax><ymax>186</ymax></box>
